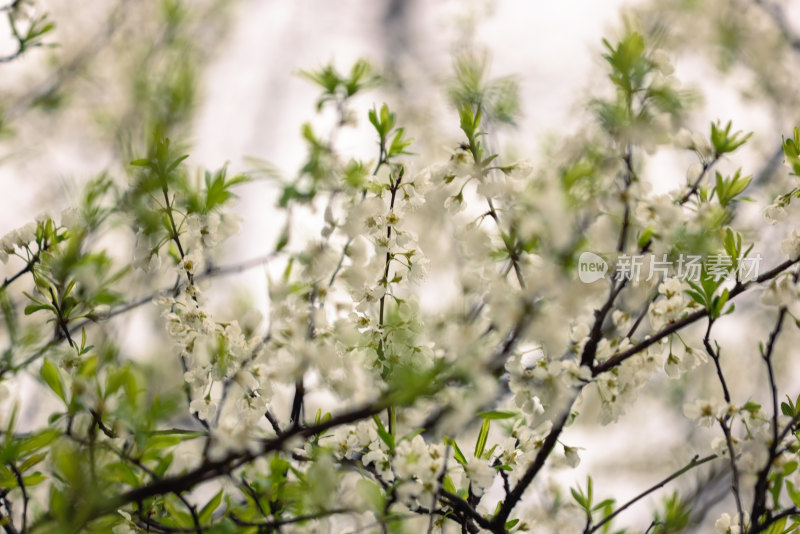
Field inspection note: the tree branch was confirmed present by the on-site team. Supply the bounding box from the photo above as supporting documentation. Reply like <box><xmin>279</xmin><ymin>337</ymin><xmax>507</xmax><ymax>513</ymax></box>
<box><xmin>594</xmin><ymin>257</ymin><xmax>800</xmax><ymax>376</ymax></box>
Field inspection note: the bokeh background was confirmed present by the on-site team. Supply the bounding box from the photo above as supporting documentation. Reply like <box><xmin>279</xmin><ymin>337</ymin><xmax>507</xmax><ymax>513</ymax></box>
<box><xmin>3</xmin><ymin>0</ymin><xmax>800</xmax><ymax>530</ymax></box>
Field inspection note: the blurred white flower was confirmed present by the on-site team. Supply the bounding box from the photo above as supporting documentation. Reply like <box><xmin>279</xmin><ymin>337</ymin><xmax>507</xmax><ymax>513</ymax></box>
<box><xmin>780</xmin><ymin>229</ymin><xmax>800</xmax><ymax>260</ymax></box>
<box><xmin>683</xmin><ymin>398</ymin><xmax>721</xmax><ymax>427</ymax></box>
<box><xmin>763</xmin><ymin>202</ymin><xmax>788</xmax><ymax>225</ymax></box>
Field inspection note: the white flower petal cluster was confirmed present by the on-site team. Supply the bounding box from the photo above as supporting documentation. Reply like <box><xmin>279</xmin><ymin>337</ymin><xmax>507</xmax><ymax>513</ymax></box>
<box><xmin>780</xmin><ymin>229</ymin><xmax>800</xmax><ymax>261</ymax></box>
<box><xmin>463</xmin><ymin>456</ymin><xmax>496</xmax><ymax>495</ymax></box>
<box><xmin>683</xmin><ymin>398</ymin><xmax>723</xmax><ymax>427</ymax></box>
<box><xmin>184</xmin><ymin>212</ymin><xmax>240</xmax><ymax>250</ymax></box>
<box><xmin>715</xmin><ymin>512</ymin><xmax>749</xmax><ymax>534</ymax></box>
<box><xmin>664</xmin><ymin>345</ymin><xmax>705</xmax><ymax>379</ymax></box>
<box><xmin>675</xmin><ymin>128</ymin><xmax>714</xmax><ymax>158</ymax></box>
<box><xmin>650</xmin><ymin>277</ymin><xmax>695</xmax><ymax>330</ymax></box>
<box><xmin>763</xmin><ymin>202</ymin><xmax>788</xmax><ymax>225</ymax></box>
<box><xmin>760</xmin><ymin>274</ymin><xmax>800</xmax><ymax>314</ymax></box>
<box><xmin>157</xmin><ymin>284</ymin><xmax>268</xmax><ymax>441</ymax></box>
<box><xmin>594</xmin><ymin>342</ymin><xmax>663</xmax><ymax>425</ymax></box>
<box><xmin>0</xmin><ymin>221</ymin><xmax>37</xmax><ymax>263</ymax></box>
<box><xmin>394</xmin><ymin>435</ymin><xmax>446</xmax><ymax>498</ymax></box>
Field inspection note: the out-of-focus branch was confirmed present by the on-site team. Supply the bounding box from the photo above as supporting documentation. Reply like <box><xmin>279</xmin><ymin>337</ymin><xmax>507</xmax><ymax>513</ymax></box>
<box><xmin>752</xmin><ymin>0</ymin><xmax>800</xmax><ymax>50</ymax></box>
<box><xmin>3</xmin><ymin>1</ymin><xmax>127</xmax><ymax>121</ymax></box>
<box><xmin>588</xmin><ymin>454</ymin><xmax>718</xmax><ymax>534</ymax></box>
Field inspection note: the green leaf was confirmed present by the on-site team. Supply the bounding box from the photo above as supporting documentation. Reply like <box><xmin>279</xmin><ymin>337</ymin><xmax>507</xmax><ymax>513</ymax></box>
<box><xmin>743</xmin><ymin>400</ymin><xmax>761</xmax><ymax>414</ymax></box>
<box><xmin>143</xmin><ymin>431</ymin><xmax>203</xmax><ymax>455</ymax></box>
<box><xmin>104</xmin><ymin>461</ymin><xmax>140</xmax><ymax>486</ymax></box>
<box><xmin>571</xmin><ymin>487</ymin><xmax>588</xmax><ymax>510</ymax></box>
<box><xmin>40</xmin><ymin>359</ymin><xmax>66</xmax><ymax>402</ymax></box>
<box><xmin>711</xmin><ymin>288</ymin><xmax>730</xmax><ymax>319</ymax></box>
<box><xmin>23</xmin><ymin>303</ymin><xmax>54</xmax><ymax>316</ymax></box>
<box><xmin>18</xmin><ymin>429</ymin><xmax>59</xmax><ymax>456</ymax></box>
<box><xmin>638</xmin><ymin>226</ymin><xmax>656</xmax><ymax>249</ymax></box>
<box><xmin>784</xmin><ymin>461</ymin><xmax>798</xmax><ymax>476</ymax></box>
<box><xmin>21</xmin><ymin>472</ymin><xmax>45</xmax><ymax>487</ymax></box>
<box><xmin>18</xmin><ymin>452</ymin><xmax>47</xmax><ymax>472</ymax></box>
<box><xmin>373</xmin><ymin>415</ymin><xmax>394</xmax><ymax>452</ymax></box>
<box><xmin>476</xmin><ymin>410</ymin><xmax>515</xmax><ymax>420</ymax></box>
<box><xmin>684</xmin><ymin>289</ymin><xmax>706</xmax><ymax>308</ymax></box>
<box><xmin>445</xmin><ymin>436</ymin><xmax>467</xmax><ymax>466</ymax></box>
<box><xmin>764</xmin><ymin>517</ymin><xmax>787</xmax><ymax>534</ymax></box>
<box><xmin>474</xmin><ymin>418</ymin><xmax>490</xmax><ymax>458</ymax></box>
<box><xmin>443</xmin><ymin>475</ymin><xmax>456</xmax><ymax>494</ymax></box>
<box><xmin>356</xmin><ymin>478</ymin><xmax>385</xmax><ymax>511</ymax></box>
<box><xmin>388</xmin><ymin>128</ymin><xmax>413</xmax><ymax>157</ymax></box>
<box><xmin>199</xmin><ymin>489</ymin><xmax>224</xmax><ymax>524</ymax></box>
<box><xmin>593</xmin><ymin>498</ymin><xmax>615</xmax><ymax>512</ymax></box>
<box><xmin>458</xmin><ymin>104</ymin><xmax>477</xmax><ymax>140</ymax></box>
<box><xmin>783</xmin><ymin>127</ymin><xmax>800</xmax><ymax>175</ymax></box>
<box><xmin>164</xmin><ymin>496</ymin><xmax>194</xmax><ymax>527</ymax></box>
<box><xmin>166</xmin><ymin>154</ymin><xmax>189</xmax><ymax>173</ymax></box>
<box><xmin>710</xmin><ymin>120</ymin><xmax>752</xmax><ymax>156</ymax></box>
<box><xmin>154</xmin><ymin>452</ymin><xmax>175</xmax><ymax>478</ymax></box>
<box><xmin>786</xmin><ymin>480</ymin><xmax>800</xmax><ymax>509</ymax></box>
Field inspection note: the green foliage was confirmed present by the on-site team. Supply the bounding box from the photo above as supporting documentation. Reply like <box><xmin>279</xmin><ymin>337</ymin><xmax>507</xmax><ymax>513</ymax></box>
<box><xmin>594</xmin><ymin>31</ymin><xmax>686</xmax><ymax>142</ymax></box>
<box><xmin>710</xmin><ymin>120</ymin><xmax>752</xmax><ymax>157</ymax></box>
<box><xmin>448</xmin><ymin>51</ymin><xmax>520</xmax><ymax>125</ymax></box>
<box><xmin>40</xmin><ymin>358</ymin><xmax>66</xmax><ymax>402</ymax></box>
<box><xmin>712</xmin><ymin>169</ymin><xmax>751</xmax><ymax>208</ymax></box>
<box><xmin>368</xmin><ymin>103</ymin><xmax>413</xmax><ymax>162</ymax></box>
<box><xmin>783</xmin><ymin>126</ymin><xmax>800</xmax><ymax>176</ymax></box>
<box><xmin>301</xmin><ymin>59</ymin><xmax>379</xmax><ymax>110</ymax></box>
<box><xmin>474</xmin><ymin>417</ymin><xmax>490</xmax><ymax>458</ymax></box>
<box><xmin>4</xmin><ymin>9</ymin><xmax>55</xmax><ymax>58</ymax></box>
<box><xmin>651</xmin><ymin>492</ymin><xmax>691</xmax><ymax>533</ymax></box>
<box><xmin>4</xmin><ymin>4</ymin><xmax>800</xmax><ymax>533</ymax></box>
<box><xmin>684</xmin><ymin>269</ymin><xmax>733</xmax><ymax>319</ymax></box>
<box><xmin>602</xmin><ymin>32</ymin><xmax>649</xmax><ymax>97</ymax></box>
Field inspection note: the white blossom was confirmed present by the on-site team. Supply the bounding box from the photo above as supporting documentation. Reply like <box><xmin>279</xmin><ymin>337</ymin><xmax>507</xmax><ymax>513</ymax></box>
<box><xmin>683</xmin><ymin>398</ymin><xmax>722</xmax><ymax>427</ymax></box>
<box><xmin>763</xmin><ymin>202</ymin><xmax>788</xmax><ymax>224</ymax></box>
<box><xmin>780</xmin><ymin>229</ymin><xmax>800</xmax><ymax>260</ymax></box>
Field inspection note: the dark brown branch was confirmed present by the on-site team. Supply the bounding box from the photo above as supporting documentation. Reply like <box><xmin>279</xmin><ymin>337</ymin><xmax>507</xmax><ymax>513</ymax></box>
<box><xmin>702</xmin><ymin>319</ymin><xmax>730</xmax><ymax>403</ymax></box>
<box><xmin>8</xmin><ymin>464</ymin><xmax>27</xmax><ymax>533</ymax></box>
<box><xmin>581</xmin><ymin>277</ymin><xmax>627</xmax><ymax>368</ymax></box>
<box><xmin>719</xmin><ymin>419</ymin><xmax>745</xmax><ymax>530</ymax></box>
<box><xmin>439</xmin><ymin>490</ymin><xmax>491</xmax><ymax>532</ymax></box>
<box><xmin>490</xmin><ymin>394</ymin><xmax>578</xmax><ymax>529</ymax></box>
<box><xmin>750</xmin><ymin>307</ymin><xmax>787</xmax><ymax>529</ymax></box>
<box><xmin>0</xmin><ymin>246</ymin><xmax>44</xmax><ymax>292</ymax></box>
<box><xmin>88</xmin><ymin>399</ymin><xmax>388</xmax><ymax>524</ymax></box>
<box><xmin>701</xmin><ymin>317</ymin><xmax>743</xmax><ymax>525</ymax></box>
<box><xmin>0</xmin><ymin>1</ymin><xmax>21</xmax><ymax>13</ymax></box>
<box><xmin>678</xmin><ymin>156</ymin><xmax>720</xmax><ymax>205</ymax></box>
<box><xmin>750</xmin><ymin>507</ymin><xmax>800</xmax><ymax>534</ymax></box>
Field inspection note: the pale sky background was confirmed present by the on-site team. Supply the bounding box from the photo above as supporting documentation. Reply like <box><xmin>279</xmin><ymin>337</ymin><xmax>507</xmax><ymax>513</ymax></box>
<box><xmin>1</xmin><ymin>0</ymin><xmax>642</xmax><ymax>229</ymax></box>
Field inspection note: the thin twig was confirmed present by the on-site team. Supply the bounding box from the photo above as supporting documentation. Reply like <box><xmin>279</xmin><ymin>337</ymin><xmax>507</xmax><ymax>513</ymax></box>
<box><xmin>588</xmin><ymin>454</ymin><xmax>717</xmax><ymax>533</ymax></box>
<box><xmin>8</xmin><ymin>464</ymin><xmax>27</xmax><ymax>532</ymax></box>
